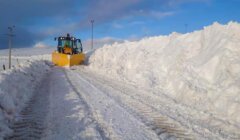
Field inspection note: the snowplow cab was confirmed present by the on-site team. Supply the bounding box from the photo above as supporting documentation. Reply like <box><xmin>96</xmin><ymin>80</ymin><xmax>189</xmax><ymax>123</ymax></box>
<box><xmin>52</xmin><ymin>34</ymin><xmax>85</xmax><ymax>67</ymax></box>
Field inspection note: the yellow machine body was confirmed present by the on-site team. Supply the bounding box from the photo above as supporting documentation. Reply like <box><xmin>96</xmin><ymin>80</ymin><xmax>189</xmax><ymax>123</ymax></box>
<box><xmin>52</xmin><ymin>51</ymin><xmax>85</xmax><ymax>67</ymax></box>
<box><xmin>63</xmin><ymin>47</ymin><xmax>73</xmax><ymax>54</ymax></box>
<box><xmin>52</xmin><ymin>34</ymin><xmax>85</xmax><ymax>67</ymax></box>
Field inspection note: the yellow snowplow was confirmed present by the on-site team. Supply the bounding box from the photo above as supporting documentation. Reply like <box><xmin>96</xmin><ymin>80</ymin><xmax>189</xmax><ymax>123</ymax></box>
<box><xmin>52</xmin><ymin>34</ymin><xmax>85</xmax><ymax>67</ymax></box>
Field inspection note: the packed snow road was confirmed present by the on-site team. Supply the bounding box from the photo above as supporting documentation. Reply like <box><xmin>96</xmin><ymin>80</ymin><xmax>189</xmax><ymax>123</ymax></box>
<box><xmin>70</xmin><ymin>67</ymin><xmax>240</xmax><ymax>140</ymax></box>
<box><xmin>6</xmin><ymin>67</ymin><xmax>159</xmax><ymax>140</ymax></box>
<box><xmin>6</xmin><ymin>67</ymin><xmax>108</xmax><ymax>140</ymax></box>
<box><xmin>6</xmin><ymin>66</ymin><xmax>240</xmax><ymax>140</ymax></box>
<box><xmin>67</xmin><ymin>68</ymin><xmax>195</xmax><ymax>140</ymax></box>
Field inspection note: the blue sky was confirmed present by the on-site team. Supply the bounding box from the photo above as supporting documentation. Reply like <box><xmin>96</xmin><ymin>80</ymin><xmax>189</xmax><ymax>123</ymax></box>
<box><xmin>0</xmin><ymin>0</ymin><xmax>240</xmax><ymax>49</ymax></box>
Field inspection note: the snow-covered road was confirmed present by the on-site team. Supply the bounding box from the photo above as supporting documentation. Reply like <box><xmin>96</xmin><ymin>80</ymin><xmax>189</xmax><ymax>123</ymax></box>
<box><xmin>65</xmin><ymin>68</ymin><xmax>160</xmax><ymax>140</ymax></box>
<box><xmin>72</xmin><ymin>67</ymin><xmax>240</xmax><ymax>140</ymax></box>
<box><xmin>41</xmin><ymin>68</ymin><xmax>105</xmax><ymax>140</ymax></box>
<box><xmin>6</xmin><ymin>66</ymin><xmax>240</xmax><ymax>140</ymax></box>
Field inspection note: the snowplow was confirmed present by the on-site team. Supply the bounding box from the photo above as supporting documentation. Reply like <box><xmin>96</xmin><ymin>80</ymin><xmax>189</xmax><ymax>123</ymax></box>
<box><xmin>52</xmin><ymin>34</ymin><xmax>85</xmax><ymax>67</ymax></box>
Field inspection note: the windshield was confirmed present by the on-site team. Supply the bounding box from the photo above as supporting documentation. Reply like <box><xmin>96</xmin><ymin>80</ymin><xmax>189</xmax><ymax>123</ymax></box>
<box><xmin>77</xmin><ymin>41</ymin><xmax>82</xmax><ymax>49</ymax></box>
<box><xmin>58</xmin><ymin>39</ymin><xmax>73</xmax><ymax>48</ymax></box>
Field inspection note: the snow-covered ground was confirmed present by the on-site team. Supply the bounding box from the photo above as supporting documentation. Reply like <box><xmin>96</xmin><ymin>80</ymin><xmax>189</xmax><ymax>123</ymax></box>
<box><xmin>0</xmin><ymin>60</ymin><xmax>50</xmax><ymax>138</ymax></box>
<box><xmin>0</xmin><ymin>47</ymin><xmax>53</xmax><ymax>71</ymax></box>
<box><xmin>0</xmin><ymin>21</ymin><xmax>239</xmax><ymax>140</ymax></box>
<box><xmin>0</xmin><ymin>47</ymin><xmax>54</xmax><ymax>57</ymax></box>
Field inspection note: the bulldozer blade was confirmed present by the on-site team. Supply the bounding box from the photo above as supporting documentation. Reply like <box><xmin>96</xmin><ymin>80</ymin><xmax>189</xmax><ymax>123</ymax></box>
<box><xmin>52</xmin><ymin>51</ymin><xmax>85</xmax><ymax>67</ymax></box>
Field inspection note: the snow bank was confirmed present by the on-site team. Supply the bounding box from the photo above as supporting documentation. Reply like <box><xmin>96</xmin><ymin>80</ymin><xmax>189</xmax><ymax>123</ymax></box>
<box><xmin>0</xmin><ymin>55</ymin><xmax>51</xmax><ymax>71</ymax></box>
<box><xmin>88</xmin><ymin>22</ymin><xmax>240</xmax><ymax>125</ymax></box>
<box><xmin>0</xmin><ymin>47</ymin><xmax>54</xmax><ymax>57</ymax></box>
<box><xmin>0</xmin><ymin>60</ymin><xmax>50</xmax><ymax>138</ymax></box>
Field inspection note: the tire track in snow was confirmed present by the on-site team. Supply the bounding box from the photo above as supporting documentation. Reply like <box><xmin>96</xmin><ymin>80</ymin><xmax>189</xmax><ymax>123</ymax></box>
<box><xmin>78</xmin><ymin>69</ymin><xmax>240</xmax><ymax>140</ymax></box>
<box><xmin>77</xmin><ymin>70</ymin><xmax>196</xmax><ymax>140</ymax></box>
<box><xmin>63</xmin><ymin>69</ymin><xmax>111</xmax><ymax>140</ymax></box>
<box><xmin>66</xmin><ymin>69</ymin><xmax>160</xmax><ymax>140</ymax></box>
<box><xmin>5</xmin><ymin>73</ymin><xmax>50</xmax><ymax>140</ymax></box>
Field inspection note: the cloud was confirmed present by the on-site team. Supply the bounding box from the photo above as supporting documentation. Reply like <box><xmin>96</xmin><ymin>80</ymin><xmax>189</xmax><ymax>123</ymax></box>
<box><xmin>33</xmin><ymin>42</ymin><xmax>48</xmax><ymax>48</ymax></box>
<box><xmin>112</xmin><ymin>23</ymin><xmax>125</xmax><ymax>29</ymax></box>
<box><xmin>57</xmin><ymin>0</ymin><xmax>206</xmax><ymax>29</ymax></box>
<box><xmin>85</xmin><ymin>0</ymin><xmax>140</xmax><ymax>21</ymax></box>
<box><xmin>0</xmin><ymin>0</ymin><xmax>79</xmax><ymax>49</ymax></box>
<box><xmin>0</xmin><ymin>26</ymin><xmax>41</xmax><ymax>49</ymax></box>
<box><xmin>77</xmin><ymin>0</ymin><xmax>210</xmax><ymax>29</ymax></box>
<box><xmin>148</xmin><ymin>11</ymin><xmax>175</xmax><ymax>19</ymax></box>
<box><xmin>83</xmin><ymin>37</ymin><xmax>124</xmax><ymax>50</ymax></box>
<box><xmin>133</xmin><ymin>10</ymin><xmax>175</xmax><ymax>19</ymax></box>
<box><xmin>0</xmin><ymin>0</ymin><xmax>210</xmax><ymax>49</ymax></box>
<box><xmin>129</xmin><ymin>21</ymin><xmax>145</xmax><ymax>25</ymax></box>
<box><xmin>167</xmin><ymin>0</ymin><xmax>210</xmax><ymax>6</ymax></box>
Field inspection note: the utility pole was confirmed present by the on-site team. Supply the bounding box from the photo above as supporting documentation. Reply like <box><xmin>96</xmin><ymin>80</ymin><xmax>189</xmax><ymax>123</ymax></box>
<box><xmin>7</xmin><ymin>26</ymin><xmax>15</xmax><ymax>69</ymax></box>
<box><xmin>91</xmin><ymin>20</ymin><xmax>94</xmax><ymax>50</ymax></box>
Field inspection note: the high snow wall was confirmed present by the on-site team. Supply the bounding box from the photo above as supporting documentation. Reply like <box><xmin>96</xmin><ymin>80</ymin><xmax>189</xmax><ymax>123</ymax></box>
<box><xmin>88</xmin><ymin>22</ymin><xmax>240</xmax><ymax>124</ymax></box>
<box><xmin>0</xmin><ymin>60</ymin><xmax>50</xmax><ymax>138</ymax></box>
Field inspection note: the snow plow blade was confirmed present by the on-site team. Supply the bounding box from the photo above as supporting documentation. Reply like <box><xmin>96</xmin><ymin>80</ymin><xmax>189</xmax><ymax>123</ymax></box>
<box><xmin>52</xmin><ymin>51</ymin><xmax>85</xmax><ymax>67</ymax></box>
